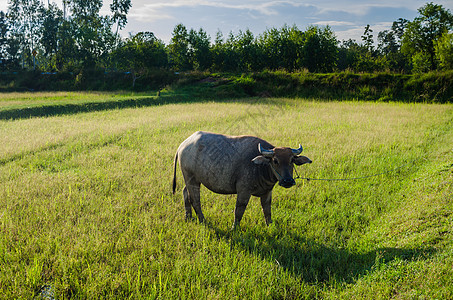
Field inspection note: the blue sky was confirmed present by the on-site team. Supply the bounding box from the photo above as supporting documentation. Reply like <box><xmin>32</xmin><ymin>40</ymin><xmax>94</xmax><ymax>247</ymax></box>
<box><xmin>1</xmin><ymin>0</ymin><xmax>452</xmax><ymax>44</ymax></box>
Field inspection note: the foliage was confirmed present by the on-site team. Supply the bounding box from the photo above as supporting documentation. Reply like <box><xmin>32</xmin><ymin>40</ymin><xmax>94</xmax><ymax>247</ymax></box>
<box><xmin>401</xmin><ymin>2</ymin><xmax>453</xmax><ymax>71</ymax></box>
<box><xmin>257</xmin><ymin>25</ymin><xmax>301</xmax><ymax>71</ymax></box>
<box><xmin>188</xmin><ymin>28</ymin><xmax>211</xmax><ymax>71</ymax></box>
<box><xmin>232</xmin><ymin>29</ymin><xmax>258</xmax><ymax>71</ymax></box>
<box><xmin>0</xmin><ymin>11</ymin><xmax>10</xmax><ymax>70</ymax></box>
<box><xmin>411</xmin><ymin>51</ymin><xmax>432</xmax><ymax>73</ymax></box>
<box><xmin>40</xmin><ymin>4</ymin><xmax>63</xmax><ymax>57</ymax></box>
<box><xmin>70</xmin><ymin>0</ymin><xmax>115</xmax><ymax>68</ymax></box>
<box><xmin>302</xmin><ymin>25</ymin><xmax>338</xmax><ymax>72</ymax></box>
<box><xmin>2</xmin><ymin>0</ymin><xmax>124</xmax><ymax>72</ymax></box>
<box><xmin>111</xmin><ymin>32</ymin><xmax>168</xmax><ymax>87</ymax></box>
<box><xmin>7</xmin><ymin>0</ymin><xmax>44</xmax><ymax>69</ymax></box>
<box><xmin>361</xmin><ymin>24</ymin><xmax>374</xmax><ymax>52</ymax></box>
<box><xmin>376</xmin><ymin>19</ymin><xmax>411</xmax><ymax>72</ymax></box>
<box><xmin>167</xmin><ymin>24</ymin><xmax>191</xmax><ymax>71</ymax></box>
<box><xmin>436</xmin><ymin>31</ymin><xmax>453</xmax><ymax>70</ymax></box>
<box><xmin>110</xmin><ymin>0</ymin><xmax>132</xmax><ymax>34</ymax></box>
<box><xmin>55</xmin><ymin>20</ymin><xmax>78</xmax><ymax>71</ymax></box>
<box><xmin>1</xmin><ymin>2</ymin><xmax>453</xmax><ymax>75</ymax></box>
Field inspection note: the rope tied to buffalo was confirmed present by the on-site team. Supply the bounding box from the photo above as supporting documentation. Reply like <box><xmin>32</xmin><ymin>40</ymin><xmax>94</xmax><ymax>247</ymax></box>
<box><xmin>294</xmin><ymin>159</ymin><xmax>420</xmax><ymax>182</ymax></box>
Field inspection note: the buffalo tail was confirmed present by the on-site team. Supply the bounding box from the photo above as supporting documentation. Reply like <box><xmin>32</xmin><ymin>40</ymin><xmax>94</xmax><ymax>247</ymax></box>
<box><xmin>172</xmin><ymin>152</ymin><xmax>178</xmax><ymax>194</ymax></box>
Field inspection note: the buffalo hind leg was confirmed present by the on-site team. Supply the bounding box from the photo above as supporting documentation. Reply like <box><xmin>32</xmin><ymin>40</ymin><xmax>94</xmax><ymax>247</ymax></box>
<box><xmin>186</xmin><ymin>184</ymin><xmax>205</xmax><ymax>223</ymax></box>
<box><xmin>233</xmin><ymin>192</ymin><xmax>252</xmax><ymax>229</ymax></box>
<box><xmin>260</xmin><ymin>191</ymin><xmax>272</xmax><ymax>225</ymax></box>
<box><xmin>183</xmin><ymin>187</ymin><xmax>192</xmax><ymax>220</ymax></box>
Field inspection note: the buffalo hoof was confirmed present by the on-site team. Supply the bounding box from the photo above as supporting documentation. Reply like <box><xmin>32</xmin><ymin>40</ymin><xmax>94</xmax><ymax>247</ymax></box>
<box><xmin>231</xmin><ymin>223</ymin><xmax>241</xmax><ymax>231</ymax></box>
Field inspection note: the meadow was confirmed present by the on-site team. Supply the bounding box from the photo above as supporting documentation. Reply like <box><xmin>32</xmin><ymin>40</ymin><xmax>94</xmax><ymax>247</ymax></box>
<box><xmin>0</xmin><ymin>92</ymin><xmax>452</xmax><ymax>299</ymax></box>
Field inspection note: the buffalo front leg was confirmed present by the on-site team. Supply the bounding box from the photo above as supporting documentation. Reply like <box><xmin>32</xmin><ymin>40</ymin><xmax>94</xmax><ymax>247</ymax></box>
<box><xmin>233</xmin><ymin>192</ymin><xmax>251</xmax><ymax>229</ymax></box>
<box><xmin>260</xmin><ymin>191</ymin><xmax>272</xmax><ymax>225</ymax></box>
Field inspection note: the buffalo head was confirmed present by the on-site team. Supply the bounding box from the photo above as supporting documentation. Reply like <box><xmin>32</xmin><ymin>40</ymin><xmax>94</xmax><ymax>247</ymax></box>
<box><xmin>252</xmin><ymin>143</ymin><xmax>312</xmax><ymax>188</ymax></box>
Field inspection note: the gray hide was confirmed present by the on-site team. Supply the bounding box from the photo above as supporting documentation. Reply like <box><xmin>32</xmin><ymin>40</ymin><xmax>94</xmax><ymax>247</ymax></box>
<box><xmin>172</xmin><ymin>131</ymin><xmax>312</xmax><ymax>227</ymax></box>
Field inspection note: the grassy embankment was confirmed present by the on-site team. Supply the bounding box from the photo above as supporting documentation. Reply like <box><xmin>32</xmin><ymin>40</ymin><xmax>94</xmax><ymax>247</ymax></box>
<box><xmin>1</xmin><ymin>70</ymin><xmax>452</xmax><ymax>119</ymax></box>
<box><xmin>0</xmin><ymin>91</ymin><xmax>452</xmax><ymax>298</ymax></box>
<box><xmin>1</xmin><ymin>70</ymin><xmax>452</xmax><ymax>103</ymax></box>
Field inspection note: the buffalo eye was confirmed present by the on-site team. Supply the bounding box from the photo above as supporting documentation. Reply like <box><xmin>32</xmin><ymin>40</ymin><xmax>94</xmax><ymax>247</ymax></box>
<box><xmin>273</xmin><ymin>158</ymin><xmax>279</xmax><ymax>165</ymax></box>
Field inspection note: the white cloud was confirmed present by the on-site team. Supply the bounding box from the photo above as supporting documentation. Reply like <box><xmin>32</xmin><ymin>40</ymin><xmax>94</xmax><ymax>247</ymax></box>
<box><xmin>129</xmin><ymin>4</ymin><xmax>174</xmax><ymax>22</ymax></box>
<box><xmin>335</xmin><ymin>22</ymin><xmax>394</xmax><ymax>43</ymax></box>
<box><xmin>312</xmin><ymin>21</ymin><xmax>356</xmax><ymax>26</ymax></box>
<box><xmin>307</xmin><ymin>0</ymin><xmax>445</xmax><ymax>15</ymax></box>
<box><xmin>129</xmin><ymin>0</ymin><xmax>313</xmax><ymax>22</ymax></box>
<box><xmin>0</xmin><ymin>3</ymin><xmax>8</xmax><ymax>12</ymax></box>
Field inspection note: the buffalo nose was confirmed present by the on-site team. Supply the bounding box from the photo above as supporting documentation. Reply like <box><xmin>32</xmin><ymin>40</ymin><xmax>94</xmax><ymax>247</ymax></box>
<box><xmin>279</xmin><ymin>178</ymin><xmax>296</xmax><ymax>188</ymax></box>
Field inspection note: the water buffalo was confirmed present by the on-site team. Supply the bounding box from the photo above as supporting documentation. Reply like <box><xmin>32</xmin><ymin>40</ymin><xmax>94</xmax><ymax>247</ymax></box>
<box><xmin>172</xmin><ymin>131</ymin><xmax>312</xmax><ymax>228</ymax></box>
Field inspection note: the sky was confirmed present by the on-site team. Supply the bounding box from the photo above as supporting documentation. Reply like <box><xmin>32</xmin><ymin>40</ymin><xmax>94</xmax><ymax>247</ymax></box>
<box><xmin>1</xmin><ymin>0</ymin><xmax>453</xmax><ymax>44</ymax></box>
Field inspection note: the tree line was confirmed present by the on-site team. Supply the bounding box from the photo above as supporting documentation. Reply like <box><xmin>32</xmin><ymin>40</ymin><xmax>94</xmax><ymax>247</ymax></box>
<box><xmin>0</xmin><ymin>1</ymin><xmax>452</xmax><ymax>77</ymax></box>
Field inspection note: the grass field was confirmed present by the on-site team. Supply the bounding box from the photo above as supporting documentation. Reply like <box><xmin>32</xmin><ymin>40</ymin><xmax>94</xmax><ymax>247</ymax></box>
<box><xmin>0</xmin><ymin>92</ymin><xmax>452</xmax><ymax>299</ymax></box>
<box><xmin>0</xmin><ymin>91</ymin><xmax>145</xmax><ymax>109</ymax></box>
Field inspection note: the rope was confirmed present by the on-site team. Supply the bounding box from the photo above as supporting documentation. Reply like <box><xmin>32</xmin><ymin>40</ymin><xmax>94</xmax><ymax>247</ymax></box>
<box><xmin>294</xmin><ymin>159</ymin><xmax>418</xmax><ymax>182</ymax></box>
<box><xmin>269</xmin><ymin>162</ymin><xmax>283</xmax><ymax>180</ymax></box>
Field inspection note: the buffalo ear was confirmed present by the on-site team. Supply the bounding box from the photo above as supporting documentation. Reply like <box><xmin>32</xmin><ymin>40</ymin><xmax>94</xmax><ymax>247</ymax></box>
<box><xmin>252</xmin><ymin>156</ymin><xmax>270</xmax><ymax>165</ymax></box>
<box><xmin>294</xmin><ymin>156</ymin><xmax>312</xmax><ymax>165</ymax></box>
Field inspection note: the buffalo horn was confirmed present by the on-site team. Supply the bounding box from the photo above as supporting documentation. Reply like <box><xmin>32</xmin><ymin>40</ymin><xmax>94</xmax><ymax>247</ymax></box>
<box><xmin>291</xmin><ymin>144</ymin><xmax>303</xmax><ymax>155</ymax></box>
<box><xmin>258</xmin><ymin>143</ymin><xmax>274</xmax><ymax>157</ymax></box>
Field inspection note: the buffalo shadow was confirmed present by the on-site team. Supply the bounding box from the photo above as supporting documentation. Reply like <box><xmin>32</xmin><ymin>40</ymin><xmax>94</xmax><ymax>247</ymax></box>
<box><xmin>208</xmin><ymin>223</ymin><xmax>436</xmax><ymax>284</ymax></box>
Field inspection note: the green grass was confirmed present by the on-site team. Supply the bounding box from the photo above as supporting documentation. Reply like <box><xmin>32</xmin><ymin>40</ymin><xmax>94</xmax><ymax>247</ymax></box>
<box><xmin>0</xmin><ymin>93</ymin><xmax>452</xmax><ymax>299</ymax></box>
<box><xmin>0</xmin><ymin>91</ymin><xmax>136</xmax><ymax>108</ymax></box>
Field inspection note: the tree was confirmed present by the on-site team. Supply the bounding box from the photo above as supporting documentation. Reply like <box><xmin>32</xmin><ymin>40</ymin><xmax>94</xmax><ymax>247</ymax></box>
<box><xmin>435</xmin><ymin>31</ymin><xmax>453</xmax><ymax>70</ymax></box>
<box><xmin>112</xmin><ymin>32</ymin><xmax>167</xmax><ymax>87</ymax></box>
<box><xmin>62</xmin><ymin>0</ymin><xmax>69</xmax><ymax>19</ymax></box>
<box><xmin>0</xmin><ymin>11</ymin><xmax>9</xmax><ymax>69</ymax></box>
<box><xmin>234</xmin><ymin>29</ymin><xmax>259</xmax><ymax>71</ymax></box>
<box><xmin>257</xmin><ymin>25</ymin><xmax>304</xmax><ymax>71</ymax></box>
<box><xmin>7</xmin><ymin>0</ymin><xmax>44</xmax><ymax>69</ymax></box>
<box><xmin>40</xmin><ymin>4</ymin><xmax>63</xmax><ymax>57</ymax></box>
<box><xmin>69</xmin><ymin>0</ymin><xmax>103</xmax><ymax>20</ymax></box>
<box><xmin>188</xmin><ymin>28</ymin><xmax>211</xmax><ymax>70</ymax></box>
<box><xmin>402</xmin><ymin>2</ymin><xmax>453</xmax><ymax>70</ymax></box>
<box><xmin>344</xmin><ymin>25</ymin><xmax>393</xmax><ymax>72</ymax></box>
<box><xmin>377</xmin><ymin>30</ymin><xmax>398</xmax><ymax>56</ymax></box>
<box><xmin>69</xmin><ymin>0</ymin><xmax>114</xmax><ymax>67</ymax></box>
<box><xmin>110</xmin><ymin>0</ymin><xmax>132</xmax><ymax>45</ymax></box>
<box><xmin>222</xmin><ymin>31</ymin><xmax>242</xmax><ymax>71</ymax></box>
<box><xmin>258</xmin><ymin>27</ymin><xmax>283</xmax><ymax>70</ymax></box>
<box><xmin>391</xmin><ymin>18</ymin><xmax>409</xmax><ymax>42</ymax></box>
<box><xmin>38</xmin><ymin>4</ymin><xmax>65</xmax><ymax>71</ymax></box>
<box><xmin>337</xmin><ymin>39</ymin><xmax>361</xmax><ymax>71</ymax></box>
<box><xmin>55</xmin><ymin>19</ymin><xmax>77</xmax><ymax>70</ymax></box>
<box><xmin>362</xmin><ymin>24</ymin><xmax>374</xmax><ymax>52</ymax></box>
<box><xmin>302</xmin><ymin>25</ymin><xmax>338</xmax><ymax>72</ymax></box>
<box><xmin>168</xmin><ymin>24</ymin><xmax>190</xmax><ymax>71</ymax></box>
<box><xmin>281</xmin><ymin>25</ymin><xmax>305</xmax><ymax>71</ymax></box>
<box><xmin>211</xmin><ymin>30</ymin><xmax>227</xmax><ymax>71</ymax></box>
<box><xmin>377</xmin><ymin>28</ymin><xmax>410</xmax><ymax>72</ymax></box>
